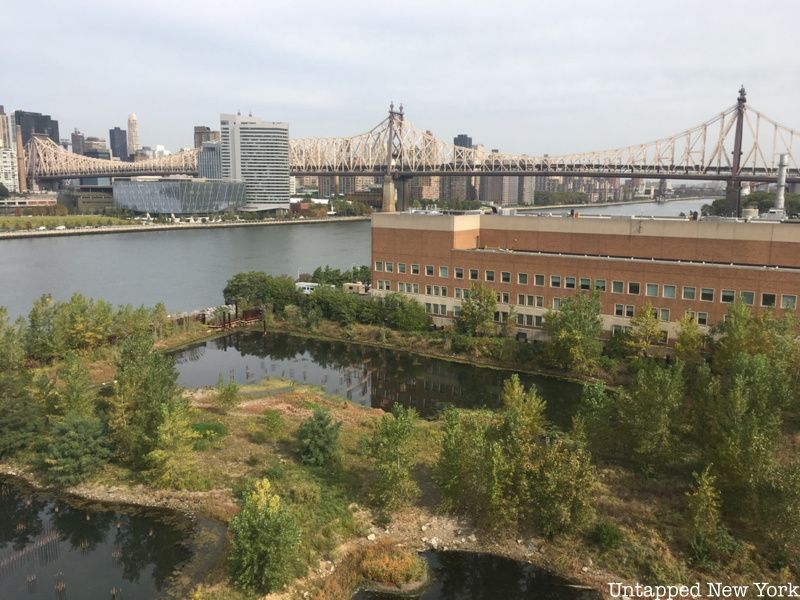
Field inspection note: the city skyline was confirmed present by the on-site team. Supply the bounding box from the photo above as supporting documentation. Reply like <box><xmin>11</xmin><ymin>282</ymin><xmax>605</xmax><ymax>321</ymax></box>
<box><xmin>4</xmin><ymin>0</ymin><xmax>799</xmax><ymax>155</ymax></box>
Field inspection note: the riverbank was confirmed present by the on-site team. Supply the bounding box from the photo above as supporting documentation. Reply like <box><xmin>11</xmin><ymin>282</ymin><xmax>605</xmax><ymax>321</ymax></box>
<box><xmin>517</xmin><ymin>196</ymin><xmax>720</xmax><ymax>212</ymax></box>
<box><xmin>0</xmin><ymin>215</ymin><xmax>370</xmax><ymax>240</ymax></box>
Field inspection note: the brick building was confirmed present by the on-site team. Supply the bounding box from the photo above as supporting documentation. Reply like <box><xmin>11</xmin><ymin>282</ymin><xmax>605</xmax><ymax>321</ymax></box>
<box><xmin>371</xmin><ymin>212</ymin><xmax>800</xmax><ymax>342</ymax></box>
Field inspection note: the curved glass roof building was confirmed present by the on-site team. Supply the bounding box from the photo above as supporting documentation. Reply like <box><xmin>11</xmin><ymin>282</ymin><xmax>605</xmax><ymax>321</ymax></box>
<box><xmin>113</xmin><ymin>176</ymin><xmax>246</xmax><ymax>214</ymax></box>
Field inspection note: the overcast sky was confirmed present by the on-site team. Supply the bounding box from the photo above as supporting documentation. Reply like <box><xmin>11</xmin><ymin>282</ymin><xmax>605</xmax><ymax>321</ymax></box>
<box><xmin>5</xmin><ymin>0</ymin><xmax>799</xmax><ymax>154</ymax></box>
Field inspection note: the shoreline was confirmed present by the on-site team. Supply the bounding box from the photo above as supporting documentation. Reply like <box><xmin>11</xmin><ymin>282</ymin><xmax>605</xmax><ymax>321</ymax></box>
<box><xmin>516</xmin><ymin>196</ymin><xmax>720</xmax><ymax>211</ymax></box>
<box><xmin>0</xmin><ymin>215</ymin><xmax>370</xmax><ymax>240</ymax></box>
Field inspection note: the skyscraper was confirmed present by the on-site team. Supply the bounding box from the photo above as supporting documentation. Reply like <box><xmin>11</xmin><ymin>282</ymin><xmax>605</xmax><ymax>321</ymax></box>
<box><xmin>109</xmin><ymin>126</ymin><xmax>128</xmax><ymax>160</ymax></box>
<box><xmin>0</xmin><ymin>106</ymin><xmax>10</xmax><ymax>149</ymax></box>
<box><xmin>127</xmin><ymin>113</ymin><xmax>139</xmax><ymax>154</ymax></box>
<box><xmin>198</xmin><ymin>140</ymin><xmax>222</xmax><ymax>179</ymax></box>
<box><xmin>194</xmin><ymin>125</ymin><xmax>220</xmax><ymax>149</ymax></box>
<box><xmin>14</xmin><ymin>110</ymin><xmax>59</xmax><ymax>145</ymax></box>
<box><xmin>71</xmin><ymin>129</ymin><xmax>85</xmax><ymax>155</ymax></box>
<box><xmin>220</xmin><ymin>113</ymin><xmax>289</xmax><ymax>205</ymax></box>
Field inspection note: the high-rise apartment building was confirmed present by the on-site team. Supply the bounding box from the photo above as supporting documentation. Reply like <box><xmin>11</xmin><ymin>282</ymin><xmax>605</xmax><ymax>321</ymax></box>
<box><xmin>220</xmin><ymin>113</ymin><xmax>289</xmax><ymax>205</ymax></box>
<box><xmin>109</xmin><ymin>127</ymin><xmax>128</xmax><ymax>160</ymax></box>
<box><xmin>14</xmin><ymin>110</ymin><xmax>59</xmax><ymax>145</ymax></box>
<box><xmin>194</xmin><ymin>125</ymin><xmax>220</xmax><ymax>149</ymax></box>
<box><xmin>0</xmin><ymin>106</ymin><xmax>10</xmax><ymax>149</ymax></box>
<box><xmin>0</xmin><ymin>107</ymin><xmax>19</xmax><ymax>193</ymax></box>
<box><xmin>198</xmin><ymin>140</ymin><xmax>222</xmax><ymax>179</ymax></box>
<box><xmin>127</xmin><ymin>113</ymin><xmax>139</xmax><ymax>154</ymax></box>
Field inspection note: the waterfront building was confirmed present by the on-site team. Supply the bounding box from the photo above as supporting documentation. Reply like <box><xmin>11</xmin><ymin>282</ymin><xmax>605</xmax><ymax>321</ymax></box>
<box><xmin>0</xmin><ymin>107</ymin><xmax>18</xmax><ymax>193</ymax></box>
<box><xmin>371</xmin><ymin>212</ymin><xmax>800</xmax><ymax>343</ymax></box>
<box><xmin>13</xmin><ymin>110</ymin><xmax>59</xmax><ymax>145</ymax></box>
<box><xmin>194</xmin><ymin>125</ymin><xmax>220</xmax><ymax>149</ymax></box>
<box><xmin>113</xmin><ymin>176</ymin><xmax>246</xmax><ymax>215</ymax></box>
<box><xmin>409</xmin><ymin>176</ymin><xmax>440</xmax><ymax>202</ymax></box>
<box><xmin>127</xmin><ymin>113</ymin><xmax>139</xmax><ymax>154</ymax></box>
<box><xmin>109</xmin><ymin>126</ymin><xmax>128</xmax><ymax>160</ymax></box>
<box><xmin>198</xmin><ymin>140</ymin><xmax>222</xmax><ymax>179</ymax></box>
<box><xmin>220</xmin><ymin>113</ymin><xmax>289</xmax><ymax>206</ymax></box>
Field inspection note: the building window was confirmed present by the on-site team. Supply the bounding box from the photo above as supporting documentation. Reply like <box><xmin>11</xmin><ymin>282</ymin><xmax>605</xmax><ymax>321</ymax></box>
<box><xmin>440</xmin><ymin>304</ymin><xmax>447</xmax><ymax>315</ymax></box>
<box><xmin>425</xmin><ymin>302</ymin><xmax>432</xmax><ymax>313</ymax></box>
<box><xmin>611</xmin><ymin>325</ymin><xmax>625</xmax><ymax>336</ymax></box>
<box><xmin>485</xmin><ymin>270</ymin><xmax>495</xmax><ymax>282</ymax></box>
<box><xmin>518</xmin><ymin>273</ymin><xmax>528</xmax><ymax>285</ymax></box>
<box><xmin>517</xmin><ymin>313</ymin><xmax>525</xmax><ymax>326</ymax></box>
<box><xmin>517</xmin><ymin>294</ymin><xmax>525</xmax><ymax>305</ymax></box>
<box><xmin>657</xmin><ymin>330</ymin><xmax>669</xmax><ymax>345</ymax></box>
<box><xmin>454</xmin><ymin>306</ymin><xmax>462</xmax><ymax>317</ymax></box>
<box><xmin>565</xmin><ymin>276</ymin><xmax>576</xmax><ymax>289</ymax></box>
<box><xmin>740</xmin><ymin>291</ymin><xmax>754</xmax><ymax>305</ymax></box>
<box><xmin>442</xmin><ymin>286</ymin><xmax>448</xmax><ymax>297</ymax></box>
<box><xmin>721</xmin><ymin>289</ymin><xmax>735</xmax><ymax>303</ymax></box>
<box><xmin>614</xmin><ymin>304</ymin><xmax>624</xmax><ymax>317</ymax></box>
<box><xmin>501</xmin><ymin>292</ymin><xmax>510</xmax><ymax>304</ymax></box>
<box><xmin>534</xmin><ymin>315</ymin><xmax>543</xmax><ymax>328</ymax></box>
<box><xmin>454</xmin><ymin>267</ymin><xmax>464</xmax><ymax>279</ymax></box>
<box><xmin>501</xmin><ymin>271</ymin><xmax>511</xmax><ymax>283</ymax></box>
<box><xmin>682</xmin><ymin>286</ymin><xmax>696</xmax><ymax>301</ymax></box>
<box><xmin>646</xmin><ymin>283</ymin><xmax>659</xmax><ymax>297</ymax></box>
<box><xmin>412</xmin><ymin>283</ymin><xmax>419</xmax><ymax>294</ymax></box>
<box><xmin>469</xmin><ymin>269</ymin><xmax>478</xmax><ymax>280</ymax></box>
<box><xmin>455</xmin><ymin>288</ymin><xmax>462</xmax><ymax>299</ymax></box>
<box><xmin>612</xmin><ymin>280</ymin><xmax>624</xmax><ymax>294</ymax></box>
<box><xmin>553</xmin><ymin>298</ymin><xmax>562</xmax><ymax>310</ymax></box>
<box><xmin>535</xmin><ymin>296</ymin><xmax>544</xmax><ymax>307</ymax></box>
<box><xmin>534</xmin><ymin>274</ymin><xmax>545</xmax><ymax>286</ymax></box>
<box><xmin>385</xmin><ymin>262</ymin><xmax>394</xmax><ymax>273</ymax></box>
<box><xmin>425</xmin><ymin>284</ymin><xmax>433</xmax><ymax>295</ymax></box>
<box><xmin>701</xmin><ymin>288</ymin><xmax>714</xmax><ymax>302</ymax></box>
<box><xmin>761</xmin><ymin>293</ymin><xmax>777</xmax><ymax>308</ymax></box>
<box><xmin>625</xmin><ymin>305</ymin><xmax>635</xmax><ymax>318</ymax></box>
<box><xmin>595</xmin><ymin>279</ymin><xmax>607</xmax><ymax>292</ymax></box>
<box><xmin>659</xmin><ymin>308</ymin><xmax>670</xmax><ymax>322</ymax></box>
<box><xmin>663</xmin><ymin>285</ymin><xmax>677</xmax><ymax>299</ymax></box>
<box><xmin>697</xmin><ymin>312</ymin><xmax>709</xmax><ymax>326</ymax></box>
<box><xmin>411</xmin><ymin>264</ymin><xmax>420</xmax><ymax>275</ymax></box>
<box><xmin>398</xmin><ymin>263</ymin><xmax>406</xmax><ymax>274</ymax></box>
<box><xmin>781</xmin><ymin>294</ymin><xmax>797</xmax><ymax>310</ymax></box>
<box><xmin>550</xmin><ymin>275</ymin><xmax>561</xmax><ymax>288</ymax></box>
<box><xmin>375</xmin><ymin>261</ymin><xmax>383</xmax><ymax>272</ymax></box>
<box><xmin>462</xmin><ymin>289</ymin><xmax>470</xmax><ymax>300</ymax></box>
<box><xmin>439</xmin><ymin>266</ymin><xmax>448</xmax><ymax>278</ymax></box>
<box><xmin>425</xmin><ymin>265</ymin><xmax>434</xmax><ymax>276</ymax></box>
<box><xmin>580</xmin><ymin>277</ymin><xmax>591</xmax><ymax>291</ymax></box>
<box><xmin>628</xmin><ymin>282</ymin><xmax>640</xmax><ymax>295</ymax></box>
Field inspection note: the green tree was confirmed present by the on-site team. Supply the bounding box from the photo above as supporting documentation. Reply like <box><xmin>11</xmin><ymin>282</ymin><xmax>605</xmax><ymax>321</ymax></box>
<box><xmin>309</xmin><ymin>285</ymin><xmax>359</xmax><ymax>325</ymax></box>
<box><xmin>382</xmin><ymin>293</ymin><xmax>430</xmax><ymax>331</ymax></box>
<box><xmin>46</xmin><ymin>352</ymin><xmax>96</xmax><ymax>418</ymax></box>
<box><xmin>228</xmin><ymin>479</ymin><xmax>300</xmax><ymax>593</ymax></box>
<box><xmin>542</xmin><ymin>291</ymin><xmax>602</xmax><ymax>373</ymax></box>
<box><xmin>364</xmin><ymin>405</ymin><xmax>420</xmax><ymax>511</ymax></box>
<box><xmin>41</xmin><ymin>414</ymin><xmax>110</xmax><ymax>486</ymax></box>
<box><xmin>25</xmin><ymin>294</ymin><xmax>60</xmax><ymax>361</ymax></box>
<box><xmin>145</xmin><ymin>402</ymin><xmax>200</xmax><ymax>489</ymax></box>
<box><xmin>0</xmin><ymin>372</ymin><xmax>44</xmax><ymax>458</ymax></box>
<box><xmin>297</xmin><ymin>409</ymin><xmax>341</xmax><ymax>467</ymax></box>
<box><xmin>625</xmin><ymin>301</ymin><xmax>661</xmax><ymax>357</ymax></box>
<box><xmin>223</xmin><ymin>272</ymin><xmax>302</xmax><ymax>313</ymax></box>
<box><xmin>0</xmin><ymin>182</ymin><xmax>9</xmax><ymax>198</ymax></box>
<box><xmin>674</xmin><ymin>314</ymin><xmax>705</xmax><ymax>373</ymax></box>
<box><xmin>457</xmin><ymin>283</ymin><xmax>497</xmax><ymax>337</ymax></box>
<box><xmin>685</xmin><ymin>466</ymin><xmax>735</xmax><ymax>562</ymax></box>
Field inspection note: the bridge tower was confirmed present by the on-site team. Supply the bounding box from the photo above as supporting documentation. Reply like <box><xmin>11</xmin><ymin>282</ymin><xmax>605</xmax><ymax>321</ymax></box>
<box><xmin>725</xmin><ymin>85</ymin><xmax>747</xmax><ymax>216</ymax></box>
<box><xmin>382</xmin><ymin>102</ymin><xmax>403</xmax><ymax>212</ymax></box>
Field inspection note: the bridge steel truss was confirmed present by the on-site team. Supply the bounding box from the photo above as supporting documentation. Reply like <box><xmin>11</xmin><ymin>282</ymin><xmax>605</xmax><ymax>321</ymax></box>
<box><xmin>27</xmin><ymin>136</ymin><xmax>199</xmax><ymax>181</ymax></box>
<box><xmin>290</xmin><ymin>91</ymin><xmax>799</xmax><ymax>184</ymax></box>
<box><xmin>24</xmin><ymin>90</ymin><xmax>799</xmax><ymax>184</ymax></box>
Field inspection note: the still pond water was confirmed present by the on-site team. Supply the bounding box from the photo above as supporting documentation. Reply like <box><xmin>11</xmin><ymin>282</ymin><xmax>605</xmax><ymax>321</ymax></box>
<box><xmin>353</xmin><ymin>551</ymin><xmax>600</xmax><ymax>600</ymax></box>
<box><xmin>0</xmin><ymin>479</ymin><xmax>195</xmax><ymax>600</ymax></box>
<box><xmin>172</xmin><ymin>331</ymin><xmax>582</xmax><ymax>425</ymax></box>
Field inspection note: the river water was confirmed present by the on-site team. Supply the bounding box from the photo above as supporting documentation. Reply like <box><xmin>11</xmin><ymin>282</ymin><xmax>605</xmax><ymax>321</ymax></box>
<box><xmin>171</xmin><ymin>331</ymin><xmax>582</xmax><ymax>425</ymax></box>
<box><xmin>0</xmin><ymin>221</ymin><xmax>371</xmax><ymax>320</ymax></box>
<box><xmin>0</xmin><ymin>479</ymin><xmax>195</xmax><ymax>600</ymax></box>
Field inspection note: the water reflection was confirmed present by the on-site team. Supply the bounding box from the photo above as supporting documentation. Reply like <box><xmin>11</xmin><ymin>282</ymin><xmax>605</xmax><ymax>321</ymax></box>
<box><xmin>172</xmin><ymin>332</ymin><xmax>582</xmax><ymax>426</ymax></box>
<box><xmin>0</xmin><ymin>480</ymin><xmax>192</xmax><ymax>599</ymax></box>
<box><xmin>353</xmin><ymin>551</ymin><xmax>600</xmax><ymax>600</ymax></box>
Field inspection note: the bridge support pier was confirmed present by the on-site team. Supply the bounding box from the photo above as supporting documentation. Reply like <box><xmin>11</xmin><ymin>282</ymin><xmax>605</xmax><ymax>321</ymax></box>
<box><xmin>382</xmin><ymin>175</ymin><xmax>397</xmax><ymax>212</ymax></box>
<box><xmin>725</xmin><ymin>180</ymin><xmax>742</xmax><ymax>217</ymax></box>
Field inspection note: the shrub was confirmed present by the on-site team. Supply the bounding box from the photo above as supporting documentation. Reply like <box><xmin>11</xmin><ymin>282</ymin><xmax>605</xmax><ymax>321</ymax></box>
<box><xmin>191</xmin><ymin>421</ymin><xmax>228</xmax><ymax>450</ymax></box>
<box><xmin>41</xmin><ymin>414</ymin><xmax>110</xmax><ymax>486</ymax></box>
<box><xmin>228</xmin><ymin>478</ymin><xmax>300</xmax><ymax>593</ymax></box>
<box><xmin>588</xmin><ymin>519</ymin><xmax>625</xmax><ymax>551</ymax></box>
<box><xmin>214</xmin><ymin>374</ymin><xmax>240</xmax><ymax>412</ymax></box>
<box><xmin>297</xmin><ymin>409</ymin><xmax>341</xmax><ymax>467</ymax></box>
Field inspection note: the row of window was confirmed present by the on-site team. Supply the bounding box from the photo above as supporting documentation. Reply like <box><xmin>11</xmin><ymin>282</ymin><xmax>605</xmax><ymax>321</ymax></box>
<box><xmin>377</xmin><ymin>262</ymin><xmax>799</xmax><ymax>310</ymax></box>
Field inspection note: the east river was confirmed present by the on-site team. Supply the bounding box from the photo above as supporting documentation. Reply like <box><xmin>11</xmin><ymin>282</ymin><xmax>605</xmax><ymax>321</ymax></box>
<box><xmin>0</xmin><ymin>199</ymin><xmax>713</xmax><ymax>319</ymax></box>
